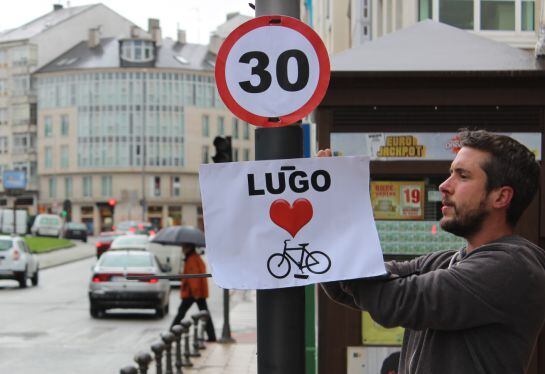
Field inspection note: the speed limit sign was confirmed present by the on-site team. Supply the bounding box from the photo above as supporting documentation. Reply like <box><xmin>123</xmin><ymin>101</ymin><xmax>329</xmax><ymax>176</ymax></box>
<box><xmin>215</xmin><ymin>15</ymin><xmax>330</xmax><ymax>127</ymax></box>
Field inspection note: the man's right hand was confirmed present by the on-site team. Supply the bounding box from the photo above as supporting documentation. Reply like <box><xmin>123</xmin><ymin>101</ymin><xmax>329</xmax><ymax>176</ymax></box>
<box><xmin>317</xmin><ymin>148</ymin><xmax>332</xmax><ymax>157</ymax></box>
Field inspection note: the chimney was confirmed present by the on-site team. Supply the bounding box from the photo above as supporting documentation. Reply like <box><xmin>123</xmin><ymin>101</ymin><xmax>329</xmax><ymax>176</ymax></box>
<box><xmin>226</xmin><ymin>12</ymin><xmax>239</xmax><ymax>21</ymax></box>
<box><xmin>148</xmin><ymin>18</ymin><xmax>162</xmax><ymax>46</ymax></box>
<box><xmin>87</xmin><ymin>28</ymin><xmax>100</xmax><ymax>48</ymax></box>
<box><xmin>177</xmin><ymin>29</ymin><xmax>186</xmax><ymax>44</ymax></box>
<box><xmin>130</xmin><ymin>25</ymin><xmax>140</xmax><ymax>38</ymax></box>
<box><xmin>53</xmin><ymin>4</ymin><xmax>63</xmax><ymax>11</ymax></box>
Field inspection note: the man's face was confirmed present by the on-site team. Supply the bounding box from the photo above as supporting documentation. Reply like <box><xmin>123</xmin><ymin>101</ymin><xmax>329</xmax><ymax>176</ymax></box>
<box><xmin>438</xmin><ymin>147</ymin><xmax>492</xmax><ymax>239</ymax></box>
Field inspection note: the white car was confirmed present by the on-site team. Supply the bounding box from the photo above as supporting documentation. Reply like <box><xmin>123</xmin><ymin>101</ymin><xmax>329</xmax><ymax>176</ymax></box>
<box><xmin>0</xmin><ymin>235</ymin><xmax>39</xmax><ymax>288</ymax></box>
<box><xmin>88</xmin><ymin>250</ymin><xmax>170</xmax><ymax>318</ymax></box>
<box><xmin>31</xmin><ymin>214</ymin><xmax>63</xmax><ymax>237</ymax></box>
<box><xmin>109</xmin><ymin>234</ymin><xmax>151</xmax><ymax>251</ymax></box>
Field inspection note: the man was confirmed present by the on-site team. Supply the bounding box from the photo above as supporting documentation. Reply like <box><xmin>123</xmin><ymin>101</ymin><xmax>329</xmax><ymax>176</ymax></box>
<box><xmin>320</xmin><ymin>130</ymin><xmax>545</xmax><ymax>374</ymax></box>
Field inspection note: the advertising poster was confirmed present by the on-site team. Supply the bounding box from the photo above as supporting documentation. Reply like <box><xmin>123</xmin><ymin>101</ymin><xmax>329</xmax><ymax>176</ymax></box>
<box><xmin>361</xmin><ymin>311</ymin><xmax>404</xmax><ymax>346</ymax></box>
<box><xmin>370</xmin><ymin>181</ymin><xmax>425</xmax><ymax>220</ymax></box>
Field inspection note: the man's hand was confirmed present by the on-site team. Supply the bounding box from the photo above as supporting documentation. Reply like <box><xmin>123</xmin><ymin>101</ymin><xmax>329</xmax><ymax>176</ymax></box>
<box><xmin>317</xmin><ymin>148</ymin><xmax>332</xmax><ymax>157</ymax></box>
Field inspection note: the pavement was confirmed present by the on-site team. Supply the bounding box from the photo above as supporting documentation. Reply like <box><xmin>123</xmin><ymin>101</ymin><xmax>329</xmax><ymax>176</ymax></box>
<box><xmin>36</xmin><ymin>241</ymin><xmax>258</xmax><ymax>374</ymax></box>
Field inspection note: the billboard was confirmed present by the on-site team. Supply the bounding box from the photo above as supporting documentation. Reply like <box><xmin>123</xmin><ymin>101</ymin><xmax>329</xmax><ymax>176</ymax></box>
<box><xmin>3</xmin><ymin>170</ymin><xmax>27</xmax><ymax>190</ymax></box>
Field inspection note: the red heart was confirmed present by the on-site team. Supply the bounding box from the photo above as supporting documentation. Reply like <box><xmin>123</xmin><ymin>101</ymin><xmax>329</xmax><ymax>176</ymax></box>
<box><xmin>269</xmin><ymin>198</ymin><xmax>313</xmax><ymax>238</ymax></box>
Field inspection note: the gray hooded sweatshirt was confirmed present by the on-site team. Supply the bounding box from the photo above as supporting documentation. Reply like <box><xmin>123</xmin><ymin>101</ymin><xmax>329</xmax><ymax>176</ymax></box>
<box><xmin>322</xmin><ymin>235</ymin><xmax>545</xmax><ymax>374</ymax></box>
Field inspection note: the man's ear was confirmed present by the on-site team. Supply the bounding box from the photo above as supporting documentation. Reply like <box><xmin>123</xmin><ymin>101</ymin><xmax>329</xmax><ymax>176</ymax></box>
<box><xmin>490</xmin><ymin>186</ymin><xmax>514</xmax><ymax>209</ymax></box>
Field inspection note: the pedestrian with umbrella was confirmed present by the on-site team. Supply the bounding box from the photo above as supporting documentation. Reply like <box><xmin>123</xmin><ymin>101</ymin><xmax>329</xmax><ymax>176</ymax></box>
<box><xmin>152</xmin><ymin>226</ymin><xmax>216</xmax><ymax>341</ymax></box>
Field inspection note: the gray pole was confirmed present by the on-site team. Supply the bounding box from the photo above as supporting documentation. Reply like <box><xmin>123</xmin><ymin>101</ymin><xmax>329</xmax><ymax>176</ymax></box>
<box><xmin>141</xmin><ymin>71</ymin><xmax>147</xmax><ymax>221</ymax></box>
<box><xmin>254</xmin><ymin>2</ymin><xmax>306</xmax><ymax>374</ymax></box>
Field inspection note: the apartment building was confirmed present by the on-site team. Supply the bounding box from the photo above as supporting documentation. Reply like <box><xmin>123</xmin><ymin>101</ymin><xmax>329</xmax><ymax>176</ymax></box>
<box><xmin>307</xmin><ymin>0</ymin><xmax>543</xmax><ymax>51</ymax></box>
<box><xmin>0</xmin><ymin>4</ymin><xmax>134</xmax><ymax>213</ymax></box>
<box><xmin>34</xmin><ymin>16</ymin><xmax>254</xmax><ymax>234</ymax></box>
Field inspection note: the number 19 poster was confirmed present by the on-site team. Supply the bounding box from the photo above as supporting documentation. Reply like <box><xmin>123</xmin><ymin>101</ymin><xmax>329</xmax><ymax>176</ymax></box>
<box><xmin>370</xmin><ymin>181</ymin><xmax>425</xmax><ymax>220</ymax></box>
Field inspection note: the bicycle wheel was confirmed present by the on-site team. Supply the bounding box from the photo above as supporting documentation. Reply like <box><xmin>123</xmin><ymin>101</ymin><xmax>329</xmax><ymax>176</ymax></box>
<box><xmin>306</xmin><ymin>251</ymin><xmax>331</xmax><ymax>274</ymax></box>
<box><xmin>267</xmin><ymin>253</ymin><xmax>291</xmax><ymax>279</ymax></box>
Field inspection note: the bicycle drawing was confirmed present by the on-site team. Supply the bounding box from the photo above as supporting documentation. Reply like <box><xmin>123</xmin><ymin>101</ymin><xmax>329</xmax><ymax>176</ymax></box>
<box><xmin>267</xmin><ymin>239</ymin><xmax>331</xmax><ymax>279</ymax></box>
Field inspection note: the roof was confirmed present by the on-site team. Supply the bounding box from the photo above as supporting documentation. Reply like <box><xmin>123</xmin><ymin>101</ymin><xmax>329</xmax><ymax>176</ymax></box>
<box><xmin>0</xmin><ymin>4</ymin><xmax>97</xmax><ymax>43</ymax></box>
<box><xmin>36</xmin><ymin>36</ymin><xmax>215</xmax><ymax>73</ymax></box>
<box><xmin>213</xmin><ymin>13</ymin><xmax>252</xmax><ymax>38</ymax></box>
<box><xmin>332</xmin><ymin>20</ymin><xmax>544</xmax><ymax>73</ymax></box>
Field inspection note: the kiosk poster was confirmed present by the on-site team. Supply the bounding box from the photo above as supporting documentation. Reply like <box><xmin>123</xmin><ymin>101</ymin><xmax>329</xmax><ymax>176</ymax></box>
<box><xmin>362</xmin><ymin>311</ymin><xmax>404</xmax><ymax>346</ymax></box>
<box><xmin>199</xmin><ymin>156</ymin><xmax>387</xmax><ymax>289</ymax></box>
<box><xmin>371</xmin><ymin>181</ymin><xmax>425</xmax><ymax>220</ymax></box>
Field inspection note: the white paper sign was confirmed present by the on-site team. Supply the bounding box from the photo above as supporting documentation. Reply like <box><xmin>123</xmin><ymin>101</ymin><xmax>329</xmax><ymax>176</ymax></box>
<box><xmin>199</xmin><ymin>156</ymin><xmax>386</xmax><ymax>289</ymax></box>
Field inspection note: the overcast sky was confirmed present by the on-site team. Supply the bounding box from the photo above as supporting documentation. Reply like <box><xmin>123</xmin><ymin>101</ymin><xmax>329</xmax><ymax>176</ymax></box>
<box><xmin>0</xmin><ymin>0</ymin><xmax>254</xmax><ymax>44</ymax></box>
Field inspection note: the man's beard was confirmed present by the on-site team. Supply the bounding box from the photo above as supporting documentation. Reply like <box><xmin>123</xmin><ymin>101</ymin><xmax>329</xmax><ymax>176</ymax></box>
<box><xmin>440</xmin><ymin>200</ymin><xmax>489</xmax><ymax>239</ymax></box>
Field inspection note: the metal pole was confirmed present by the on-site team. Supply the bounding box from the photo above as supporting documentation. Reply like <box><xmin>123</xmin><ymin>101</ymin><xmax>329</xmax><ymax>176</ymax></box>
<box><xmin>12</xmin><ymin>196</ymin><xmax>16</xmax><ymax>235</ymax></box>
<box><xmin>141</xmin><ymin>71</ymin><xmax>147</xmax><ymax>221</ymax></box>
<box><xmin>219</xmin><ymin>288</ymin><xmax>235</xmax><ymax>343</ymax></box>
<box><xmin>255</xmin><ymin>6</ymin><xmax>305</xmax><ymax>374</ymax></box>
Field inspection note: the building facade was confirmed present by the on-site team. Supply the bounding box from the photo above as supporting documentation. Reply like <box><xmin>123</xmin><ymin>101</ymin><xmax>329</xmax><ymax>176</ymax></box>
<box><xmin>35</xmin><ymin>19</ymin><xmax>254</xmax><ymax>234</ymax></box>
<box><xmin>0</xmin><ymin>3</ymin><xmax>135</xmax><ymax>214</ymax></box>
<box><xmin>306</xmin><ymin>0</ymin><xmax>543</xmax><ymax>52</ymax></box>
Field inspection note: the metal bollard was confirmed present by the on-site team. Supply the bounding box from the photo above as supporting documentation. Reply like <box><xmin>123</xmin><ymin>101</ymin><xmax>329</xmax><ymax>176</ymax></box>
<box><xmin>151</xmin><ymin>341</ymin><xmax>167</xmax><ymax>374</ymax></box>
<box><xmin>161</xmin><ymin>331</ymin><xmax>175</xmax><ymax>374</ymax></box>
<box><xmin>134</xmin><ymin>351</ymin><xmax>152</xmax><ymax>374</ymax></box>
<box><xmin>190</xmin><ymin>313</ymin><xmax>202</xmax><ymax>357</ymax></box>
<box><xmin>119</xmin><ymin>366</ymin><xmax>138</xmax><ymax>374</ymax></box>
<box><xmin>197</xmin><ymin>311</ymin><xmax>210</xmax><ymax>350</ymax></box>
<box><xmin>171</xmin><ymin>325</ymin><xmax>184</xmax><ymax>374</ymax></box>
<box><xmin>181</xmin><ymin>320</ymin><xmax>195</xmax><ymax>366</ymax></box>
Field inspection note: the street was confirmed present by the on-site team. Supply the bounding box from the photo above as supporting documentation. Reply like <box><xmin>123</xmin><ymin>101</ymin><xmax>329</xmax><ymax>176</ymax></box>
<box><xmin>0</xmin><ymin>241</ymin><xmax>241</xmax><ymax>373</ymax></box>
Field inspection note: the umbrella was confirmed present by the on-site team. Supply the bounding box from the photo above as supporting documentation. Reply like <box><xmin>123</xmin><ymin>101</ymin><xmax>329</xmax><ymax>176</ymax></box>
<box><xmin>151</xmin><ymin>225</ymin><xmax>205</xmax><ymax>247</ymax></box>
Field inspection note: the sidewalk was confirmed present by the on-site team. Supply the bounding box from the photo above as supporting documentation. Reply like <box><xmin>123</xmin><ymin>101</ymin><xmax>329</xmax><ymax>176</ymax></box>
<box><xmin>36</xmin><ymin>240</ymin><xmax>95</xmax><ymax>269</ymax></box>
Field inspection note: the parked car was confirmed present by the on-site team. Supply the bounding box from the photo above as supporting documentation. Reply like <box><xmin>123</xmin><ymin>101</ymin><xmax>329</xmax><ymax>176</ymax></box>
<box><xmin>95</xmin><ymin>231</ymin><xmax>124</xmax><ymax>258</ymax></box>
<box><xmin>30</xmin><ymin>214</ymin><xmax>63</xmax><ymax>237</ymax></box>
<box><xmin>110</xmin><ymin>234</ymin><xmax>150</xmax><ymax>251</ymax></box>
<box><xmin>116</xmin><ymin>221</ymin><xmax>157</xmax><ymax>236</ymax></box>
<box><xmin>88</xmin><ymin>250</ymin><xmax>171</xmax><ymax>318</ymax></box>
<box><xmin>0</xmin><ymin>235</ymin><xmax>39</xmax><ymax>288</ymax></box>
<box><xmin>61</xmin><ymin>222</ymin><xmax>88</xmax><ymax>242</ymax></box>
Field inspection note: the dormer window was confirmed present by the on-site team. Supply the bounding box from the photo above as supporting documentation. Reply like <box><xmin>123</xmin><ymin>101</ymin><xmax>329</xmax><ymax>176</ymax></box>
<box><xmin>121</xmin><ymin>39</ymin><xmax>154</xmax><ymax>62</ymax></box>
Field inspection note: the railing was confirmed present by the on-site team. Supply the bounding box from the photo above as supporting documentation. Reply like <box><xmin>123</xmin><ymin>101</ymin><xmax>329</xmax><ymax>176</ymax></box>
<box><xmin>119</xmin><ymin>310</ymin><xmax>211</xmax><ymax>374</ymax></box>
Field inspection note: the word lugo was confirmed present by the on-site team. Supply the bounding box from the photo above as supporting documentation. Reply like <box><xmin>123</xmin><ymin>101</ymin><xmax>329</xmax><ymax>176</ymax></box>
<box><xmin>248</xmin><ymin>166</ymin><xmax>331</xmax><ymax>196</ymax></box>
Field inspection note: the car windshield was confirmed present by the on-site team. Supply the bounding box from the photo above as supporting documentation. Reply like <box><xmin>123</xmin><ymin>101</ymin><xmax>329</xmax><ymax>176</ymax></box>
<box><xmin>100</xmin><ymin>253</ymin><xmax>153</xmax><ymax>267</ymax></box>
<box><xmin>41</xmin><ymin>217</ymin><xmax>61</xmax><ymax>225</ymax></box>
<box><xmin>98</xmin><ymin>234</ymin><xmax>120</xmax><ymax>242</ymax></box>
<box><xmin>0</xmin><ymin>239</ymin><xmax>13</xmax><ymax>251</ymax></box>
<box><xmin>67</xmin><ymin>223</ymin><xmax>86</xmax><ymax>230</ymax></box>
<box><xmin>114</xmin><ymin>236</ymin><xmax>148</xmax><ymax>246</ymax></box>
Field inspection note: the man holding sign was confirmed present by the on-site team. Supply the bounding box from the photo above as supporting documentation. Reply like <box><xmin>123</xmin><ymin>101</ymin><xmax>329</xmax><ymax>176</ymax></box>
<box><xmin>321</xmin><ymin>129</ymin><xmax>545</xmax><ymax>374</ymax></box>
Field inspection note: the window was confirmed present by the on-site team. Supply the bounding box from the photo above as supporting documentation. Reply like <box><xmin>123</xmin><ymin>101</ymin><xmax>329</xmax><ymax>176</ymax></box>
<box><xmin>101</xmin><ymin>176</ymin><xmax>112</xmax><ymax>197</ymax></box>
<box><xmin>439</xmin><ymin>0</ymin><xmax>474</xmax><ymax>29</ymax></box>
<box><xmin>202</xmin><ymin>145</ymin><xmax>209</xmax><ymax>164</ymax></box>
<box><xmin>48</xmin><ymin>177</ymin><xmax>56</xmax><ymax>198</ymax></box>
<box><xmin>243</xmin><ymin>148</ymin><xmax>250</xmax><ymax>161</ymax></box>
<box><xmin>44</xmin><ymin>147</ymin><xmax>52</xmax><ymax>169</ymax></box>
<box><xmin>218</xmin><ymin>116</ymin><xmax>225</xmax><ymax>135</ymax></box>
<box><xmin>243</xmin><ymin>122</ymin><xmax>250</xmax><ymax>140</ymax></box>
<box><xmin>419</xmin><ymin>0</ymin><xmax>433</xmax><ymax>20</ymax></box>
<box><xmin>120</xmin><ymin>40</ymin><xmax>154</xmax><ymax>62</ymax></box>
<box><xmin>233</xmin><ymin>148</ymin><xmax>239</xmax><ymax>161</ymax></box>
<box><xmin>12</xmin><ymin>75</ymin><xmax>29</xmax><ymax>96</ymax></box>
<box><xmin>202</xmin><ymin>115</ymin><xmax>209</xmax><ymax>137</ymax></box>
<box><xmin>0</xmin><ymin>137</ymin><xmax>8</xmax><ymax>154</ymax></box>
<box><xmin>171</xmin><ymin>176</ymin><xmax>181</xmax><ymax>197</ymax></box>
<box><xmin>60</xmin><ymin>145</ymin><xmax>69</xmax><ymax>168</ymax></box>
<box><xmin>0</xmin><ymin>108</ymin><xmax>7</xmax><ymax>125</ymax></box>
<box><xmin>44</xmin><ymin>116</ymin><xmax>52</xmax><ymax>137</ymax></box>
<box><xmin>521</xmin><ymin>0</ymin><xmax>535</xmax><ymax>31</ymax></box>
<box><xmin>61</xmin><ymin>114</ymin><xmax>69</xmax><ymax>136</ymax></box>
<box><xmin>232</xmin><ymin>118</ymin><xmax>239</xmax><ymax>139</ymax></box>
<box><xmin>153</xmin><ymin>176</ymin><xmax>161</xmax><ymax>197</ymax></box>
<box><xmin>83</xmin><ymin>176</ymin><xmax>92</xmax><ymax>197</ymax></box>
<box><xmin>481</xmin><ymin>0</ymin><xmax>515</xmax><ymax>30</ymax></box>
<box><xmin>64</xmin><ymin>177</ymin><xmax>72</xmax><ymax>198</ymax></box>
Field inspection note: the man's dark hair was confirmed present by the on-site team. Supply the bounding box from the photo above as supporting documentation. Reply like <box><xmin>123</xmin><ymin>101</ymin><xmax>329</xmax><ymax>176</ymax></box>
<box><xmin>458</xmin><ymin>129</ymin><xmax>540</xmax><ymax>227</ymax></box>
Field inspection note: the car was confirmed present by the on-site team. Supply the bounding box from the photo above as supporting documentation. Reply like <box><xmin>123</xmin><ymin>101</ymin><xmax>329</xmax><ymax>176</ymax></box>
<box><xmin>95</xmin><ymin>231</ymin><xmax>124</xmax><ymax>258</ymax></box>
<box><xmin>30</xmin><ymin>214</ymin><xmax>63</xmax><ymax>237</ymax></box>
<box><xmin>109</xmin><ymin>234</ymin><xmax>151</xmax><ymax>251</ymax></box>
<box><xmin>88</xmin><ymin>250</ymin><xmax>171</xmax><ymax>318</ymax></box>
<box><xmin>116</xmin><ymin>221</ymin><xmax>157</xmax><ymax>236</ymax></box>
<box><xmin>61</xmin><ymin>222</ymin><xmax>88</xmax><ymax>242</ymax></box>
<box><xmin>0</xmin><ymin>235</ymin><xmax>39</xmax><ymax>288</ymax></box>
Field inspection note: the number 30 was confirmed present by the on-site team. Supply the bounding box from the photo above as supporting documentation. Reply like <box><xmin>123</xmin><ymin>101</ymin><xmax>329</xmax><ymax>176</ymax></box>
<box><xmin>238</xmin><ymin>49</ymin><xmax>310</xmax><ymax>94</ymax></box>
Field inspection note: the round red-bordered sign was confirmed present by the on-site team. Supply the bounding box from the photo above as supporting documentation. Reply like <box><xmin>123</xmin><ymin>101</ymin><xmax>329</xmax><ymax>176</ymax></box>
<box><xmin>215</xmin><ymin>15</ymin><xmax>330</xmax><ymax>127</ymax></box>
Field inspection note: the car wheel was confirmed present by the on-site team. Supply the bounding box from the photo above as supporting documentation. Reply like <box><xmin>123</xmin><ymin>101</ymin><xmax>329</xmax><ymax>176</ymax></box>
<box><xmin>155</xmin><ymin>305</ymin><xmax>166</xmax><ymax>318</ymax></box>
<box><xmin>17</xmin><ymin>269</ymin><xmax>27</xmax><ymax>288</ymax></box>
<box><xmin>164</xmin><ymin>303</ymin><xmax>169</xmax><ymax>315</ymax></box>
<box><xmin>31</xmin><ymin>269</ymin><xmax>39</xmax><ymax>286</ymax></box>
<box><xmin>90</xmin><ymin>304</ymin><xmax>103</xmax><ymax>318</ymax></box>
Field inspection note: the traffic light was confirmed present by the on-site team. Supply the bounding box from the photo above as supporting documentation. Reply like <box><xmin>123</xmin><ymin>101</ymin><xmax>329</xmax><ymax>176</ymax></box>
<box><xmin>212</xmin><ymin>136</ymin><xmax>232</xmax><ymax>163</ymax></box>
<box><xmin>62</xmin><ymin>199</ymin><xmax>72</xmax><ymax>221</ymax></box>
<box><xmin>108</xmin><ymin>198</ymin><xmax>117</xmax><ymax>207</ymax></box>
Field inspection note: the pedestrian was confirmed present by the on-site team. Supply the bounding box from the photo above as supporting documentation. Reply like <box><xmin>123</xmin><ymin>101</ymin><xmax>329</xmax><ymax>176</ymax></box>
<box><xmin>319</xmin><ymin>129</ymin><xmax>545</xmax><ymax>374</ymax></box>
<box><xmin>171</xmin><ymin>243</ymin><xmax>217</xmax><ymax>342</ymax></box>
